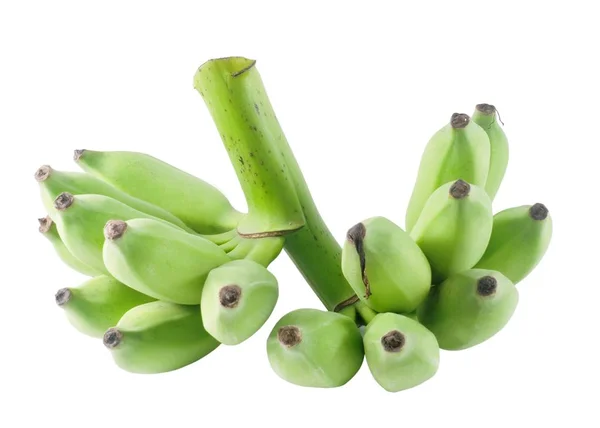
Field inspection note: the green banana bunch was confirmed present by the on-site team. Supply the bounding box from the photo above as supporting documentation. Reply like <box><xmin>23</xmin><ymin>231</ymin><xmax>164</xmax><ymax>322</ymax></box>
<box><xmin>417</xmin><ymin>269</ymin><xmax>518</xmax><ymax>350</ymax></box>
<box><xmin>74</xmin><ymin>149</ymin><xmax>242</xmax><ymax>234</ymax></box>
<box><xmin>363</xmin><ymin>313</ymin><xmax>440</xmax><ymax>392</ymax></box>
<box><xmin>102</xmin><ymin>218</ymin><xmax>230</xmax><ymax>304</ymax></box>
<box><xmin>103</xmin><ymin>301</ymin><xmax>220</xmax><ymax>374</ymax></box>
<box><xmin>475</xmin><ymin>203</ymin><xmax>552</xmax><ymax>284</ymax></box>
<box><xmin>405</xmin><ymin>113</ymin><xmax>490</xmax><ymax>232</ymax></box>
<box><xmin>38</xmin><ymin>216</ymin><xmax>100</xmax><ymax>276</ymax></box>
<box><xmin>410</xmin><ymin>179</ymin><xmax>493</xmax><ymax>284</ymax></box>
<box><xmin>266</xmin><ymin>309</ymin><xmax>364</xmax><ymax>388</ymax></box>
<box><xmin>34</xmin><ymin>165</ymin><xmax>193</xmax><ymax>232</ymax></box>
<box><xmin>341</xmin><ymin>216</ymin><xmax>431</xmax><ymax>313</ymax></box>
<box><xmin>55</xmin><ymin>275</ymin><xmax>155</xmax><ymax>338</ymax></box>
<box><xmin>201</xmin><ymin>259</ymin><xmax>278</xmax><ymax>345</ymax></box>
<box><xmin>51</xmin><ymin>192</ymin><xmax>182</xmax><ymax>275</ymax></box>
<box><xmin>472</xmin><ymin>104</ymin><xmax>509</xmax><ymax>200</ymax></box>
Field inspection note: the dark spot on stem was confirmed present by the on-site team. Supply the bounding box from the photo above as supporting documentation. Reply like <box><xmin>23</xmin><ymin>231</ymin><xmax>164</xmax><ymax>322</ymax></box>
<box><xmin>346</xmin><ymin>223</ymin><xmax>371</xmax><ymax>298</ymax></box>
<box><xmin>449</xmin><ymin>180</ymin><xmax>471</xmax><ymax>199</ymax></box>
<box><xmin>529</xmin><ymin>203</ymin><xmax>549</xmax><ymax>221</ymax></box>
<box><xmin>381</xmin><ymin>330</ymin><xmax>405</xmax><ymax>352</ymax></box>
<box><xmin>451</xmin><ymin>113</ymin><xmax>470</xmax><ymax>129</ymax></box>
<box><xmin>219</xmin><ymin>285</ymin><xmax>242</xmax><ymax>308</ymax></box>
<box><xmin>477</xmin><ymin>276</ymin><xmax>497</xmax><ymax>297</ymax></box>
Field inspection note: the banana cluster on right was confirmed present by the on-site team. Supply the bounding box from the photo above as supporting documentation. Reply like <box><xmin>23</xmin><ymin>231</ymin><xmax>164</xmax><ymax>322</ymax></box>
<box><xmin>338</xmin><ymin>104</ymin><xmax>552</xmax><ymax>392</ymax></box>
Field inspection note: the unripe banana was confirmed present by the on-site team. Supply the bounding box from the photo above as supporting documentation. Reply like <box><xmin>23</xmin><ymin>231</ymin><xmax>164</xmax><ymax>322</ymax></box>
<box><xmin>55</xmin><ymin>276</ymin><xmax>155</xmax><ymax>338</ymax></box>
<box><xmin>103</xmin><ymin>218</ymin><xmax>230</xmax><ymax>304</ymax></box>
<box><xmin>405</xmin><ymin>113</ymin><xmax>490</xmax><ymax>232</ymax></box>
<box><xmin>341</xmin><ymin>216</ymin><xmax>431</xmax><ymax>313</ymax></box>
<box><xmin>474</xmin><ymin>203</ymin><xmax>552</xmax><ymax>284</ymax></box>
<box><xmin>417</xmin><ymin>269</ymin><xmax>518</xmax><ymax>350</ymax></box>
<box><xmin>74</xmin><ymin>150</ymin><xmax>242</xmax><ymax>234</ymax></box>
<box><xmin>226</xmin><ymin>235</ymin><xmax>284</xmax><ymax>267</ymax></box>
<box><xmin>363</xmin><ymin>313</ymin><xmax>439</xmax><ymax>392</ymax></box>
<box><xmin>51</xmin><ymin>193</ymin><xmax>180</xmax><ymax>275</ymax></box>
<box><xmin>267</xmin><ymin>309</ymin><xmax>364</xmax><ymax>388</ymax></box>
<box><xmin>34</xmin><ymin>165</ymin><xmax>193</xmax><ymax>232</ymax></box>
<box><xmin>472</xmin><ymin>104</ymin><xmax>509</xmax><ymax>200</ymax></box>
<box><xmin>38</xmin><ymin>216</ymin><xmax>100</xmax><ymax>276</ymax></box>
<box><xmin>410</xmin><ymin>180</ymin><xmax>493</xmax><ymax>284</ymax></box>
<box><xmin>103</xmin><ymin>301</ymin><xmax>220</xmax><ymax>374</ymax></box>
<box><xmin>201</xmin><ymin>260</ymin><xmax>278</xmax><ymax>345</ymax></box>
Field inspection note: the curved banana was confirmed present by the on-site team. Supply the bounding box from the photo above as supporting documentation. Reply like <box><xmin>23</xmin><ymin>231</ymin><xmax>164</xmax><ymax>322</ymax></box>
<box><xmin>38</xmin><ymin>216</ymin><xmax>100</xmax><ymax>276</ymax></box>
<box><xmin>266</xmin><ymin>308</ymin><xmax>364</xmax><ymax>388</ymax></box>
<box><xmin>74</xmin><ymin>149</ymin><xmax>242</xmax><ymax>234</ymax></box>
<box><xmin>55</xmin><ymin>275</ymin><xmax>155</xmax><ymax>338</ymax></box>
<box><xmin>474</xmin><ymin>203</ymin><xmax>552</xmax><ymax>284</ymax></box>
<box><xmin>410</xmin><ymin>180</ymin><xmax>493</xmax><ymax>284</ymax></box>
<box><xmin>201</xmin><ymin>260</ymin><xmax>278</xmax><ymax>345</ymax></box>
<box><xmin>417</xmin><ymin>269</ymin><xmax>518</xmax><ymax>350</ymax></box>
<box><xmin>103</xmin><ymin>218</ymin><xmax>229</xmax><ymax>304</ymax></box>
<box><xmin>51</xmin><ymin>192</ymin><xmax>180</xmax><ymax>275</ymax></box>
<box><xmin>341</xmin><ymin>216</ymin><xmax>431</xmax><ymax>313</ymax></box>
<box><xmin>34</xmin><ymin>165</ymin><xmax>193</xmax><ymax>232</ymax></box>
<box><xmin>472</xmin><ymin>104</ymin><xmax>509</xmax><ymax>200</ymax></box>
<box><xmin>103</xmin><ymin>301</ymin><xmax>220</xmax><ymax>374</ymax></box>
<box><xmin>226</xmin><ymin>235</ymin><xmax>284</xmax><ymax>267</ymax></box>
<box><xmin>363</xmin><ymin>313</ymin><xmax>439</xmax><ymax>392</ymax></box>
<box><xmin>405</xmin><ymin>113</ymin><xmax>490</xmax><ymax>232</ymax></box>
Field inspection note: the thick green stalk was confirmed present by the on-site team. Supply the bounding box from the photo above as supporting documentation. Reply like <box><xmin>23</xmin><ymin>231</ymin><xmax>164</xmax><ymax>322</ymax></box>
<box><xmin>194</xmin><ymin>58</ymin><xmax>304</xmax><ymax>237</ymax></box>
<box><xmin>195</xmin><ymin>57</ymin><xmax>357</xmax><ymax>311</ymax></box>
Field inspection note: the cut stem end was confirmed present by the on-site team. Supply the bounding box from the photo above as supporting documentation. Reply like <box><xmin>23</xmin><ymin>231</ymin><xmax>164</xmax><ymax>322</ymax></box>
<box><xmin>55</xmin><ymin>288</ymin><xmax>72</xmax><ymax>306</ymax></box>
<box><xmin>73</xmin><ymin>149</ymin><xmax>86</xmax><ymax>162</ymax></box>
<box><xmin>34</xmin><ymin>165</ymin><xmax>52</xmax><ymax>182</ymax></box>
<box><xmin>529</xmin><ymin>203</ymin><xmax>549</xmax><ymax>221</ymax></box>
<box><xmin>38</xmin><ymin>216</ymin><xmax>53</xmax><ymax>233</ymax></box>
<box><xmin>476</xmin><ymin>104</ymin><xmax>496</xmax><ymax>115</ymax></box>
<box><xmin>451</xmin><ymin>113</ymin><xmax>470</xmax><ymax>129</ymax></box>
<box><xmin>54</xmin><ymin>193</ymin><xmax>74</xmax><ymax>211</ymax></box>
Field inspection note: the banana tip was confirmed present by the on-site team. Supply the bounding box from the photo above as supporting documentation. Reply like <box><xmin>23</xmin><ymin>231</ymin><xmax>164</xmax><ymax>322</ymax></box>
<box><xmin>38</xmin><ymin>216</ymin><xmax>53</xmax><ymax>233</ymax></box>
<box><xmin>476</xmin><ymin>104</ymin><xmax>496</xmax><ymax>115</ymax></box>
<box><xmin>450</xmin><ymin>113</ymin><xmax>470</xmax><ymax>129</ymax></box>
<box><xmin>103</xmin><ymin>328</ymin><xmax>123</xmax><ymax>349</ymax></box>
<box><xmin>104</xmin><ymin>220</ymin><xmax>128</xmax><ymax>240</ymax></box>
<box><xmin>54</xmin><ymin>193</ymin><xmax>74</xmax><ymax>211</ymax></box>
<box><xmin>278</xmin><ymin>325</ymin><xmax>302</xmax><ymax>348</ymax></box>
<box><xmin>477</xmin><ymin>276</ymin><xmax>497</xmax><ymax>297</ymax></box>
<box><xmin>219</xmin><ymin>285</ymin><xmax>242</xmax><ymax>308</ymax></box>
<box><xmin>381</xmin><ymin>330</ymin><xmax>405</xmax><ymax>353</ymax></box>
<box><xmin>55</xmin><ymin>288</ymin><xmax>72</xmax><ymax>306</ymax></box>
<box><xmin>73</xmin><ymin>149</ymin><xmax>85</xmax><ymax>162</ymax></box>
<box><xmin>450</xmin><ymin>180</ymin><xmax>471</xmax><ymax>199</ymax></box>
<box><xmin>34</xmin><ymin>165</ymin><xmax>52</xmax><ymax>182</ymax></box>
<box><xmin>529</xmin><ymin>203</ymin><xmax>549</xmax><ymax>221</ymax></box>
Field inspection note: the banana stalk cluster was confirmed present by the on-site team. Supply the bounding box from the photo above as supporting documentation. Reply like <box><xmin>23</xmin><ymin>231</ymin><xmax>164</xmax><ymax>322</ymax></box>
<box><xmin>38</xmin><ymin>57</ymin><xmax>552</xmax><ymax>392</ymax></box>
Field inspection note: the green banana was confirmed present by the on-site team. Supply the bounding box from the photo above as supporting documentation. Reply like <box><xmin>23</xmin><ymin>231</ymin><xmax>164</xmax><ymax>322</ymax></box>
<box><xmin>103</xmin><ymin>301</ymin><xmax>220</xmax><ymax>374</ymax></box>
<box><xmin>266</xmin><ymin>309</ymin><xmax>364</xmax><ymax>388</ymax></box>
<box><xmin>341</xmin><ymin>216</ymin><xmax>431</xmax><ymax>313</ymax></box>
<box><xmin>201</xmin><ymin>260</ymin><xmax>278</xmax><ymax>345</ymax></box>
<box><xmin>410</xmin><ymin>180</ymin><xmax>493</xmax><ymax>284</ymax></box>
<box><xmin>102</xmin><ymin>218</ymin><xmax>230</xmax><ymax>304</ymax></box>
<box><xmin>417</xmin><ymin>269</ymin><xmax>518</xmax><ymax>350</ymax></box>
<box><xmin>51</xmin><ymin>192</ymin><xmax>181</xmax><ymax>275</ymax></box>
<box><xmin>226</xmin><ymin>235</ymin><xmax>284</xmax><ymax>267</ymax></box>
<box><xmin>363</xmin><ymin>313</ymin><xmax>439</xmax><ymax>392</ymax></box>
<box><xmin>55</xmin><ymin>275</ymin><xmax>155</xmax><ymax>338</ymax></box>
<box><xmin>472</xmin><ymin>104</ymin><xmax>509</xmax><ymax>200</ymax></box>
<box><xmin>34</xmin><ymin>165</ymin><xmax>193</xmax><ymax>232</ymax></box>
<box><xmin>74</xmin><ymin>150</ymin><xmax>242</xmax><ymax>234</ymax></box>
<box><xmin>474</xmin><ymin>203</ymin><xmax>552</xmax><ymax>284</ymax></box>
<box><xmin>38</xmin><ymin>216</ymin><xmax>100</xmax><ymax>276</ymax></box>
<box><xmin>405</xmin><ymin>113</ymin><xmax>490</xmax><ymax>232</ymax></box>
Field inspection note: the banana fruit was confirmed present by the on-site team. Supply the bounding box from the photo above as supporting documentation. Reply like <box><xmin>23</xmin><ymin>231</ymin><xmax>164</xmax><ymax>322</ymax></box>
<box><xmin>266</xmin><ymin>309</ymin><xmax>364</xmax><ymax>388</ymax></box>
<box><xmin>55</xmin><ymin>275</ymin><xmax>155</xmax><ymax>338</ymax></box>
<box><xmin>102</xmin><ymin>218</ymin><xmax>230</xmax><ymax>304</ymax></box>
<box><xmin>474</xmin><ymin>203</ymin><xmax>552</xmax><ymax>284</ymax></box>
<box><xmin>405</xmin><ymin>113</ymin><xmax>490</xmax><ymax>232</ymax></box>
<box><xmin>417</xmin><ymin>269</ymin><xmax>518</xmax><ymax>350</ymax></box>
<box><xmin>410</xmin><ymin>180</ymin><xmax>493</xmax><ymax>284</ymax></box>
<box><xmin>39</xmin><ymin>216</ymin><xmax>100</xmax><ymax>276</ymax></box>
<box><xmin>34</xmin><ymin>165</ymin><xmax>192</xmax><ymax>232</ymax></box>
<box><xmin>201</xmin><ymin>260</ymin><xmax>278</xmax><ymax>345</ymax></box>
<box><xmin>341</xmin><ymin>216</ymin><xmax>431</xmax><ymax>313</ymax></box>
<box><xmin>472</xmin><ymin>104</ymin><xmax>509</xmax><ymax>200</ymax></box>
<box><xmin>51</xmin><ymin>192</ymin><xmax>180</xmax><ymax>275</ymax></box>
<box><xmin>363</xmin><ymin>313</ymin><xmax>440</xmax><ymax>392</ymax></box>
<box><xmin>74</xmin><ymin>149</ymin><xmax>242</xmax><ymax>234</ymax></box>
<box><xmin>103</xmin><ymin>301</ymin><xmax>220</xmax><ymax>374</ymax></box>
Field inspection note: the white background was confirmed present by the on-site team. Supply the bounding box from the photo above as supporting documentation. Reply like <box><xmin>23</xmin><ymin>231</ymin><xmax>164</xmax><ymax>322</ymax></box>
<box><xmin>1</xmin><ymin>1</ymin><xmax>598</xmax><ymax>427</ymax></box>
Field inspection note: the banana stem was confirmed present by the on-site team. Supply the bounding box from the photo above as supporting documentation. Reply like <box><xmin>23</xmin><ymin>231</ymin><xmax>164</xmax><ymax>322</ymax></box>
<box><xmin>194</xmin><ymin>58</ymin><xmax>305</xmax><ymax>238</ymax></box>
<box><xmin>355</xmin><ymin>301</ymin><xmax>378</xmax><ymax>326</ymax></box>
<box><xmin>195</xmin><ymin>57</ymin><xmax>357</xmax><ymax>312</ymax></box>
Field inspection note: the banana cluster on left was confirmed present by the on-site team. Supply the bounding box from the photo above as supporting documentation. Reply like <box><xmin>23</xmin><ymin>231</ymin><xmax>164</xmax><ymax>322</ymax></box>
<box><xmin>37</xmin><ymin>151</ymin><xmax>281</xmax><ymax>374</ymax></box>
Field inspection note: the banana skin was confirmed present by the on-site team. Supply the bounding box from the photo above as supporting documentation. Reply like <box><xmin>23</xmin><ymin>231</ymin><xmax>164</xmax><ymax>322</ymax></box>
<box><xmin>103</xmin><ymin>301</ymin><xmax>220</xmax><ymax>374</ymax></box>
<box><xmin>405</xmin><ymin>113</ymin><xmax>490</xmax><ymax>232</ymax></box>
<box><xmin>474</xmin><ymin>203</ymin><xmax>552</xmax><ymax>284</ymax></box>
